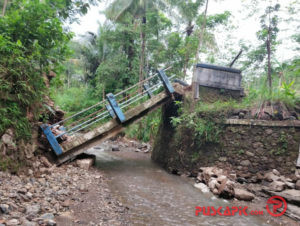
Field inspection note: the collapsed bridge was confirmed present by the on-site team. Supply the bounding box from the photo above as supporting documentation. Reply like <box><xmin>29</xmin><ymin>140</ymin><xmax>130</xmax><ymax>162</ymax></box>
<box><xmin>41</xmin><ymin>69</ymin><xmax>185</xmax><ymax>164</ymax></box>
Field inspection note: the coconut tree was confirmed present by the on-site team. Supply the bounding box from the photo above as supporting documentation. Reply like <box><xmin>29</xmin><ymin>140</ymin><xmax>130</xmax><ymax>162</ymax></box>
<box><xmin>105</xmin><ymin>0</ymin><xmax>166</xmax><ymax>92</ymax></box>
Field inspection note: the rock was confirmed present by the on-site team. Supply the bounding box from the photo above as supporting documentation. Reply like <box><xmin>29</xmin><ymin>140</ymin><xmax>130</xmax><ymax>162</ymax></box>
<box><xmin>240</xmin><ymin>160</ymin><xmax>251</xmax><ymax>166</ymax></box>
<box><xmin>44</xmin><ymin>219</ymin><xmax>56</xmax><ymax>226</ymax></box>
<box><xmin>245</xmin><ymin>151</ymin><xmax>254</xmax><ymax>157</ymax></box>
<box><xmin>264</xmin><ymin>172</ymin><xmax>280</xmax><ymax>182</ymax></box>
<box><xmin>234</xmin><ymin>188</ymin><xmax>255</xmax><ymax>201</ymax></box>
<box><xmin>218</xmin><ymin>157</ymin><xmax>227</xmax><ymax>162</ymax></box>
<box><xmin>296</xmin><ymin>180</ymin><xmax>300</xmax><ymax>190</ymax></box>
<box><xmin>76</xmin><ymin>159</ymin><xmax>94</xmax><ymax>170</ymax></box>
<box><xmin>265</xmin><ymin>129</ymin><xmax>273</xmax><ymax>135</ymax></box>
<box><xmin>0</xmin><ymin>204</ymin><xmax>9</xmax><ymax>214</ymax></box>
<box><xmin>111</xmin><ymin>145</ymin><xmax>120</xmax><ymax>152</ymax></box>
<box><xmin>208</xmin><ymin>179</ymin><xmax>219</xmax><ymax>191</ymax></box>
<box><xmin>40</xmin><ymin>213</ymin><xmax>55</xmax><ymax>220</ymax></box>
<box><xmin>20</xmin><ymin>218</ymin><xmax>36</xmax><ymax>226</ymax></box>
<box><xmin>252</xmin><ymin>142</ymin><xmax>263</xmax><ymax>149</ymax></box>
<box><xmin>6</xmin><ymin>219</ymin><xmax>20</xmax><ymax>225</ymax></box>
<box><xmin>217</xmin><ymin>175</ymin><xmax>227</xmax><ymax>183</ymax></box>
<box><xmin>272</xmin><ymin>169</ymin><xmax>280</xmax><ymax>176</ymax></box>
<box><xmin>194</xmin><ymin>183</ymin><xmax>209</xmax><ymax>193</ymax></box>
<box><xmin>285</xmin><ymin>182</ymin><xmax>295</xmax><ymax>189</ymax></box>
<box><xmin>61</xmin><ymin>199</ymin><xmax>71</xmax><ymax>207</ymax></box>
<box><xmin>25</xmin><ymin>204</ymin><xmax>41</xmax><ymax>216</ymax></box>
<box><xmin>269</xmin><ymin>181</ymin><xmax>286</xmax><ymax>192</ymax></box>
<box><xmin>238</xmin><ymin>112</ymin><xmax>245</xmax><ymax>119</ymax></box>
<box><xmin>40</xmin><ymin>157</ymin><xmax>52</xmax><ymax>168</ymax></box>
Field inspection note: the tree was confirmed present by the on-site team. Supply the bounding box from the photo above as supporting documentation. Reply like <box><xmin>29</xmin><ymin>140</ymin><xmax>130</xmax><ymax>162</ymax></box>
<box><xmin>105</xmin><ymin>0</ymin><xmax>167</xmax><ymax>92</ymax></box>
<box><xmin>0</xmin><ymin>0</ymin><xmax>98</xmax><ymax>138</ymax></box>
<box><xmin>193</xmin><ymin>0</ymin><xmax>209</xmax><ymax>83</ymax></box>
<box><xmin>170</xmin><ymin>0</ymin><xmax>205</xmax><ymax>78</ymax></box>
<box><xmin>257</xmin><ymin>3</ymin><xmax>280</xmax><ymax>92</ymax></box>
<box><xmin>1</xmin><ymin>0</ymin><xmax>8</xmax><ymax>16</ymax></box>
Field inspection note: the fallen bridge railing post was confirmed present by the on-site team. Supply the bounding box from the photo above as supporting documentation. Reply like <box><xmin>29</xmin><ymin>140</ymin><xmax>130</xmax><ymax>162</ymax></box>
<box><xmin>40</xmin><ymin>124</ymin><xmax>63</xmax><ymax>156</ymax></box>
<box><xmin>106</xmin><ymin>93</ymin><xmax>126</xmax><ymax>123</ymax></box>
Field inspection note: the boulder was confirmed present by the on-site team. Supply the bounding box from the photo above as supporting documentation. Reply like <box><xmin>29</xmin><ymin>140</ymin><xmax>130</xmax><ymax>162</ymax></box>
<box><xmin>76</xmin><ymin>159</ymin><xmax>94</xmax><ymax>170</ymax></box>
<box><xmin>208</xmin><ymin>179</ymin><xmax>219</xmax><ymax>191</ymax></box>
<box><xmin>269</xmin><ymin>181</ymin><xmax>286</xmax><ymax>192</ymax></box>
<box><xmin>234</xmin><ymin>188</ymin><xmax>255</xmax><ymax>201</ymax></box>
<box><xmin>264</xmin><ymin>172</ymin><xmax>280</xmax><ymax>182</ymax></box>
<box><xmin>194</xmin><ymin>183</ymin><xmax>209</xmax><ymax>193</ymax></box>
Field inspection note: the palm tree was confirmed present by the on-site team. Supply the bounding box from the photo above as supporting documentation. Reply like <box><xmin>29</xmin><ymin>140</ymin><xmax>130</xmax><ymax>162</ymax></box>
<box><xmin>2</xmin><ymin>0</ymin><xmax>8</xmax><ymax>16</ymax></box>
<box><xmin>105</xmin><ymin>0</ymin><xmax>166</xmax><ymax>92</ymax></box>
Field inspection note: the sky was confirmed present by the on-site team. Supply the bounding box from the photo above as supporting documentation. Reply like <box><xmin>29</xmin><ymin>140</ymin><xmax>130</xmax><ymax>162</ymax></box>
<box><xmin>68</xmin><ymin>0</ymin><xmax>299</xmax><ymax>63</ymax></box>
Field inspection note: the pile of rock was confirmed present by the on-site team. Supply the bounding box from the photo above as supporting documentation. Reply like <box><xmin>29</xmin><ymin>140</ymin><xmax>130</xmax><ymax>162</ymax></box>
<box><xmin>0</xmin><ymin>157</ymin><xmax>100</xmax><ymax>226</ymax></box>
<box><xmin>195</xmin><ymin>167</ymin><xmax>255</xmax><ymax>201</ymax></box>
<box><xmin>263</xmin><ymin>169</ymin><xmax>300</xmax><ymax>192</ymax></box>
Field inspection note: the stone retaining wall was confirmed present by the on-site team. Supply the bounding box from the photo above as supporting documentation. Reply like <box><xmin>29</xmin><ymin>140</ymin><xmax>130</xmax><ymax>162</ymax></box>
<box><xmin>152</xmin><ymin>102</ymin><xmax>300</xmax><ymax>178</ymax></box>
<box><xmin>218</xmin><ymin>121</ymin><xmax>300</xmax><ymax>177</ymax></box>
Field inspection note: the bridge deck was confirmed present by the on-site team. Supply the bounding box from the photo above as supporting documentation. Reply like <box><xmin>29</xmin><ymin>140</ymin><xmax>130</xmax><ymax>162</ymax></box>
<box><xmin>57</xmin><ymin>84</ymin><xmax>184</xmax><ymax>164</ymax></box>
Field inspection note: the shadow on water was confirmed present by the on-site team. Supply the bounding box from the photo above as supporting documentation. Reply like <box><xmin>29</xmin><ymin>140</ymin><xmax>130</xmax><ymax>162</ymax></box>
<box><xmin>90</xmin><ymin>148</ymin><xmax>275</xmax><ymax>226</ymax></box>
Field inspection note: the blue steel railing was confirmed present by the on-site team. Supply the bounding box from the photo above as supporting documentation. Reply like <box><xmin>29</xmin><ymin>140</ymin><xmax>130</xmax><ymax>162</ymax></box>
<box><xmin>41</xmin><ymin>68</ymin><xmax>175</xmax><ymax>156</ymax></box>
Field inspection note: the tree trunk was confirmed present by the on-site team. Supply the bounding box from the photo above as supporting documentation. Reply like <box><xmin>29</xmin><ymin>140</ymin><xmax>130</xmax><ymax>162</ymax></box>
<box><xmin>183</xmin><ymin>20</ymin><xmax>193</xmax><ymax>79</ymax></box>
<box><xmin>2</xmin><ymin>0</ymin><xmax>8</xmax><ymax>17</ymax></box>
<box><xmin>139</xmin><ymin>16</ymin><xmax>146</xmax><ymax>93</ymax></box>
<box><xmin>194</xmin><ymin>0</ymin><xmax>209</xmax><ymax>67</ymax></box>
<box><xmin>192</xmin><ymin>0</ymin><xmax>209</xmax><ymax>99</ymax></box>
<box><xmin>267</xmin><ymin>11</ymin><xmax>272</xmax><ymax>92</ymax></box>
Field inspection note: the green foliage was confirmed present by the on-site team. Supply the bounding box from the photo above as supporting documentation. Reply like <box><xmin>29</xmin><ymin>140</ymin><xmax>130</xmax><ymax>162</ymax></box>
<box><xmin>125</xmin><ymin>109</ymin><xmax>161</xmax><ymax>143</ymax></box>
<box><xmin>0</xmin><ymin>0</ymin><xmax>75</xmax><ymax>139</ymax></box>
<box><xmin>171</xmin><ymin>100</ymin><xmax>225</xmax><ymax>146</ymax></box>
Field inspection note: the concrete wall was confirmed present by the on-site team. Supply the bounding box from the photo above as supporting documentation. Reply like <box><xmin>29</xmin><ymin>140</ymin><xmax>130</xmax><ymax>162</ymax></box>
<box><xmin>192</xmin><ymin>64</ymin><xmax>243</xmax><ymax>99</ymax></box>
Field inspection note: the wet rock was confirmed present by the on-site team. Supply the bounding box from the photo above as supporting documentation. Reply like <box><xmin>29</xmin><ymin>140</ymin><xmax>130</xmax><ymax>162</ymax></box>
<box><xmin>76</xmin><ymin>159</ymin><xmax>94</xmax><ymax>170</ymax></box>
<box><xmin>234</xmin><ymin>188</ymin><xmax>255</xmax><ymax>201</ymax></box>
<box><xmin>0</xmin><ymin>204</ymin><xmax>9</xmax><ymax>214</ymax></box>
<box><xmin>269</xmin><ymin>181</ymin><xmax>286</xmax><ymax>192</ymax></box>
<box><xmin>194</xmin><ymin>183</ymin><xmax>209</xmax><ymax>193</ymax></box>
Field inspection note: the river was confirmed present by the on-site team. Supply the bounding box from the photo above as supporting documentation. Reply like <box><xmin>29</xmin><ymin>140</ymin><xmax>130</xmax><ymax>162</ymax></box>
<box><xmin>87</xmin><ymin>141</ymin><xmax>275</xmax><ymax>226</ymax></box>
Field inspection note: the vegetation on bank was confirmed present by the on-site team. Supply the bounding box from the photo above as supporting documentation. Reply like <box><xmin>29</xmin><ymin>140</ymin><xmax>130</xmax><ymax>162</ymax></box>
<box><xmin>0</xmin><ymin>0</ymin><xmax>299</xmax><ymax>153</ymax></box>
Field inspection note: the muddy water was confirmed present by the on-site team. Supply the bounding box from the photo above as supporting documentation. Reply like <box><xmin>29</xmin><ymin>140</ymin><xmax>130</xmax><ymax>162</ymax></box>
<box><xmin>89</xmin><ymin>145</ymin><xmax>273</xmax><ymax>226</ymax></box>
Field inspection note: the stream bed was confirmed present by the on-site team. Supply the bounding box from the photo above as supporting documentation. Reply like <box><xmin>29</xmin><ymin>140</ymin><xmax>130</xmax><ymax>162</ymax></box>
<box><xmin>88</xmin><ymin>142</ymin><xmax>275</xmax><ymax>226</ymax></box>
